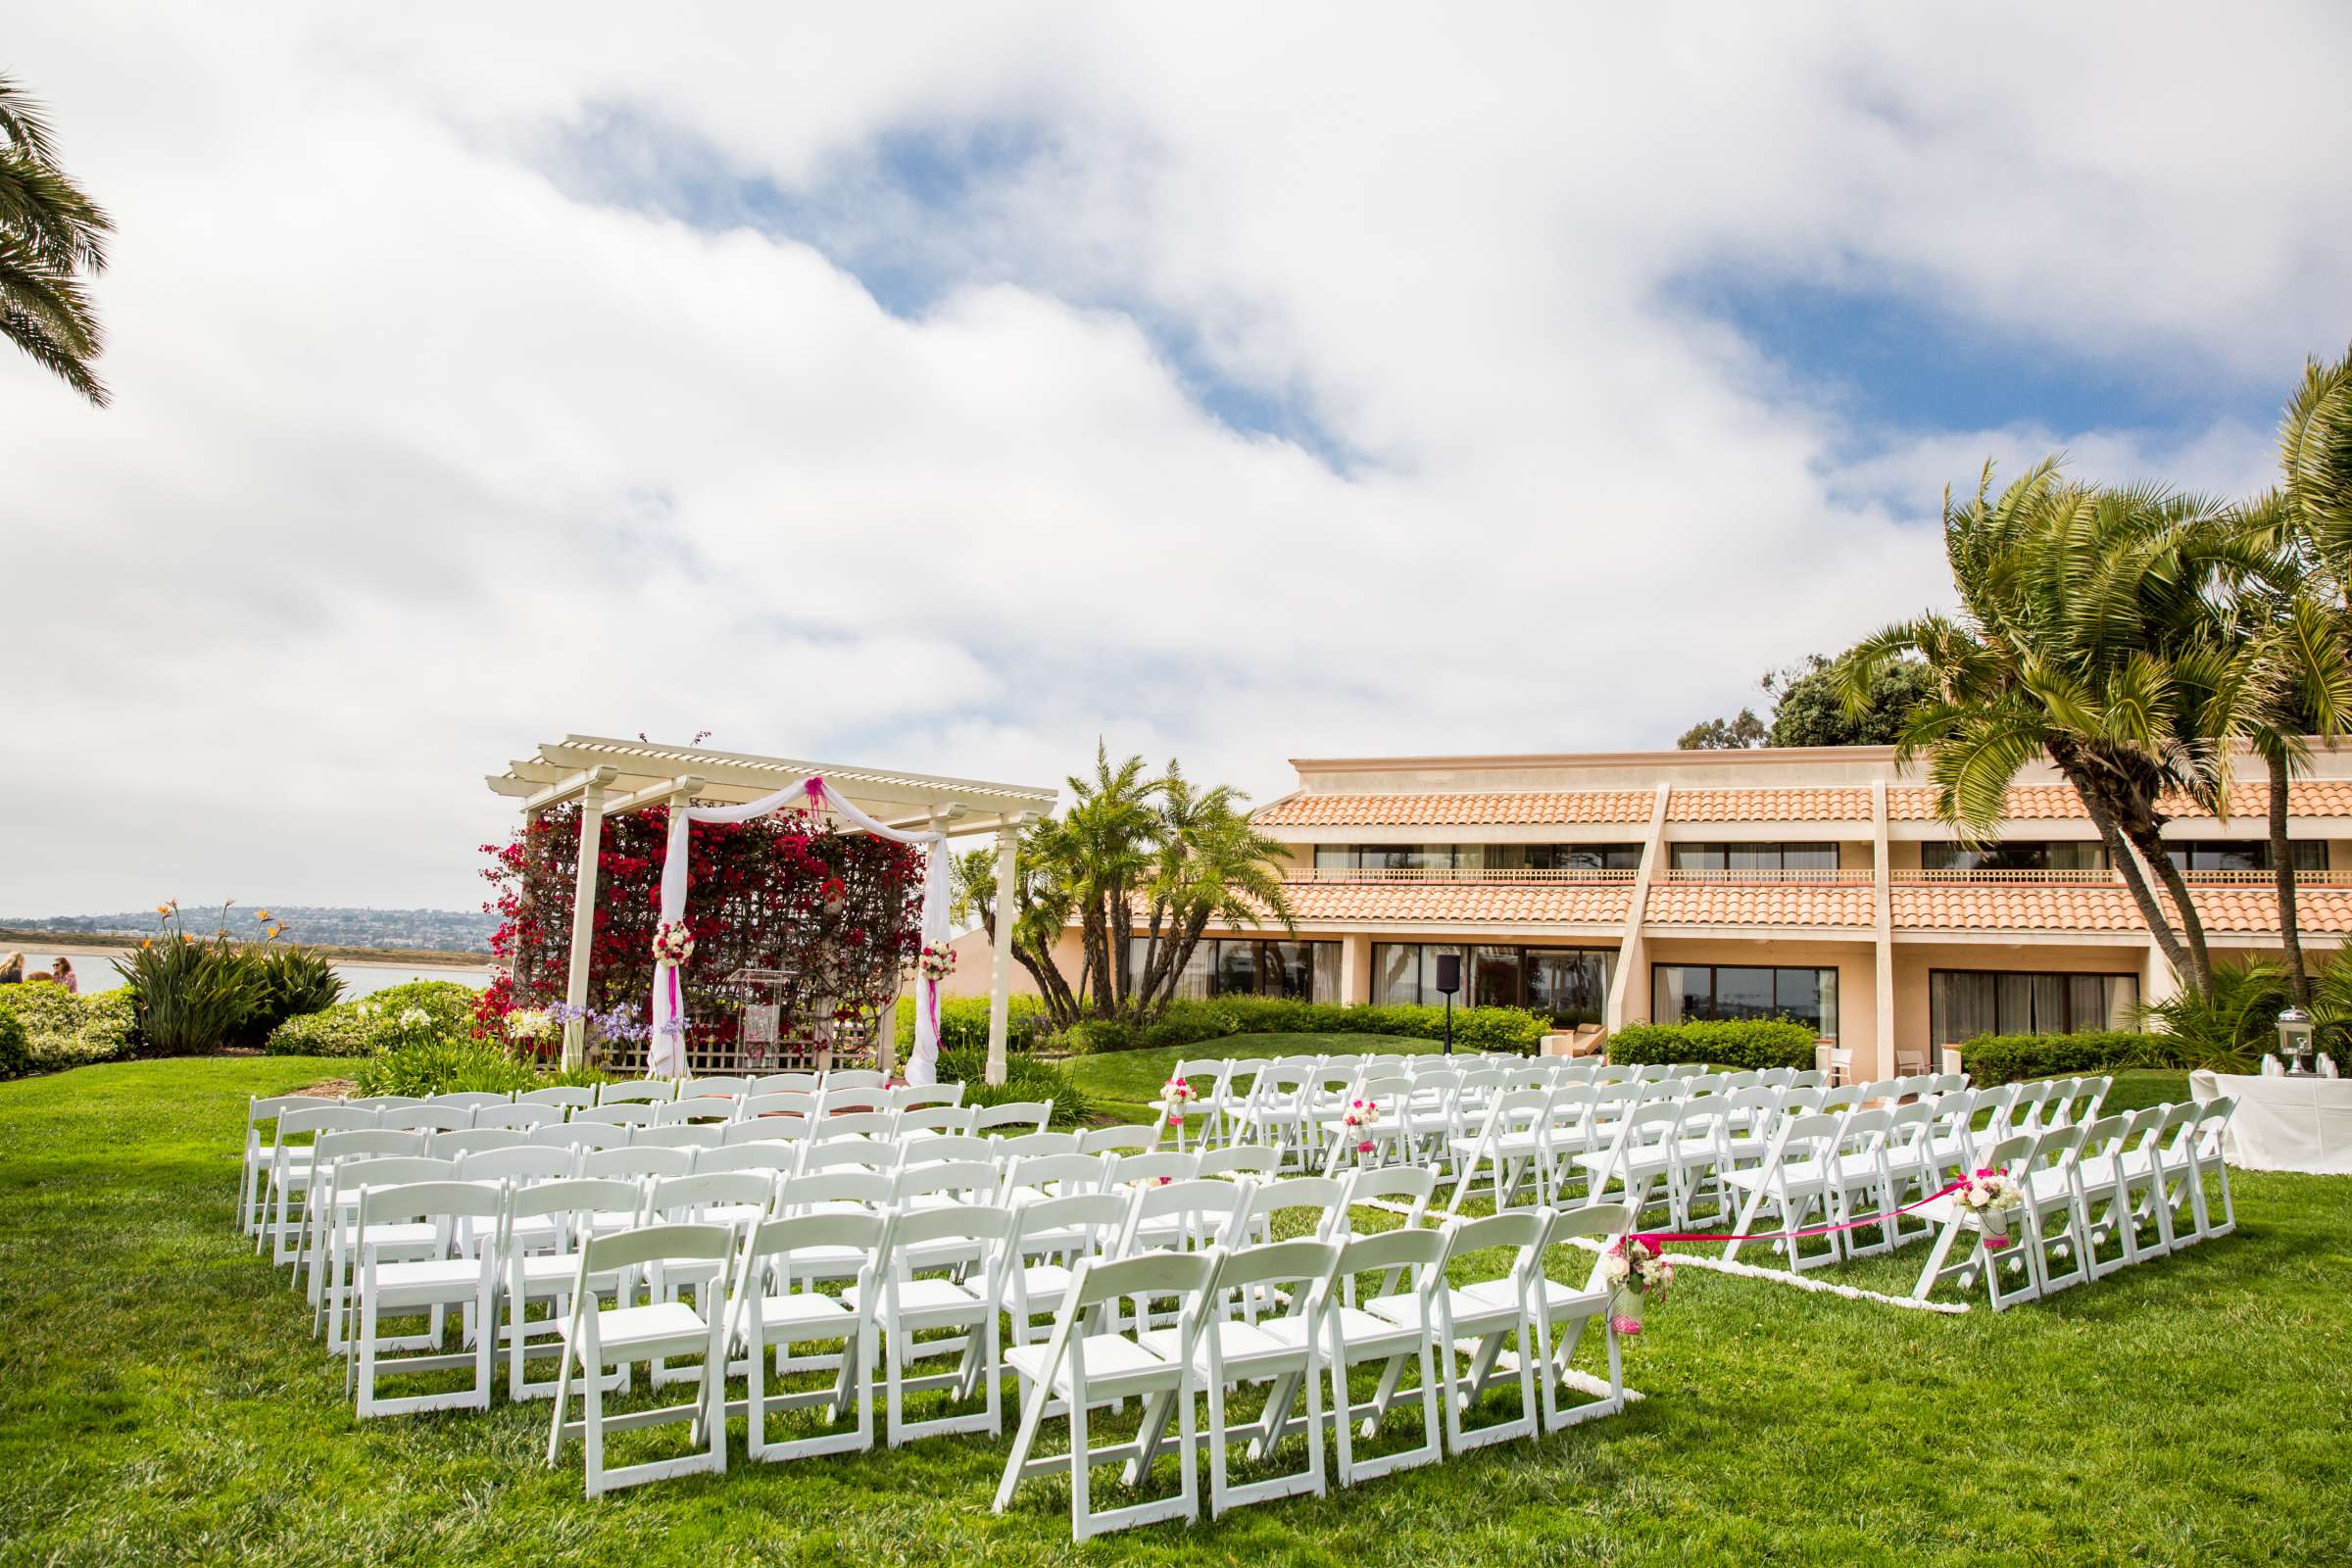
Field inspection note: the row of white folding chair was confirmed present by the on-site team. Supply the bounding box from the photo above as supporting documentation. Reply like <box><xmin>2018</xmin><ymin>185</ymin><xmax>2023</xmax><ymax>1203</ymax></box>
<box><xmin>1910</xmin><ymin>1098</ymin><xmax>2238</xmax><ymax>1310</ymax></box>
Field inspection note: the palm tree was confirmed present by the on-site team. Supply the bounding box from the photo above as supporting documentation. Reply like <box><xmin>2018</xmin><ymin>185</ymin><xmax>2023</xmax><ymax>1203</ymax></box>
<box><xmin>1838</xmin><ymin>461</ymin><xmax>2271</xmax><ymax>996</ymax></box>
<box><xmin>2227</xmin><ymin>347</ymin><xmax>2352</xmax><ymax>1004</ymax></box>
<box><xmin>1127</xmin><ymin>765</ymin><xmax>1297</xmax><ymax>1017</ymax></box>
<box><xmin>1</xmin><ymin>75</ymin><xmax>113</xmax><ymax>405</ymax></box>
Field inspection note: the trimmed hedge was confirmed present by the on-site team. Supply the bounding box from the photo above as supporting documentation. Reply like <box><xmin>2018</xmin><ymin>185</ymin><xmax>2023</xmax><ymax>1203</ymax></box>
<box><xmin>1953</xmin><ymin>1030</ymin><xmax>2199</xmax><ymax>1085</ymax></box>
<box><xmin>1605</xmin><ymin>1020</ymin><xmax>1818</xmax><ymax>1071</ymax></box>
<box><xmin>0</xmin><ymin>984</ymin><xmax>138</xmax><ymax>1071</ymax></box>
<box><xmin>1053</xmin><ymin>997</ymin><xmax>1550</xmax><ymax>1055</ymax></box>
<box><xmin>353</xmin><ymin>1038</ymin><xmax>544</xmax><ymax>1098</ymax></box>
<box><xmin>0</xmin><ymin>1006</ymin><xmax>28</xmax><ymax>1080</ymax></box>
<box><xmin>893</xmin><ymin>994</ymin><xmax>1051</xmax><ymax>1055</ymax></box>
<box><xmin>263</xmin><ymin>980</ymin><xmax>483</xmax><ymax>1057</ymax></box>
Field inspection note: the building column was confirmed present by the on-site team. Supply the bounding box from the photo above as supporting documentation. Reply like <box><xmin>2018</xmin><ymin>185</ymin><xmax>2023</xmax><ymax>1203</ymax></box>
<box><xmin>560</xmin><ymin>766</ymin><xmax>618</xmax><ymax>1071</ymax></box>
<box><xmin>1870</xmin><ymin>780</ymin><xmax>1897</xmax><ymax>1078</ymax></box>
<box><xmin>1340</xmin><ymin>934</ymin><xmax>1372</xmax><ymax>1005</ymax></box>
<box><xmin>1603</xmin><ymin>783</ymin><xmax>1673</xmax><ymax>1033</ymax></box>
<box><xmin>985</xmin><ymin>818</ymin><xmax>1024</xmax><ymax>1087</ymax></box>
<box><xmin>2142</xmin><ymin>939</ymin><xmax>2180</xmax><ymax>1019</ymax></box>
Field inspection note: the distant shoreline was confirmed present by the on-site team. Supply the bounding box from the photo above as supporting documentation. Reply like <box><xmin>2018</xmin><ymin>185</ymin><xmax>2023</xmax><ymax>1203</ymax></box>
<box><xmin>0</xmin><ymin>928</ymin><xmax>494</xmax><ymax>973</ymax></box>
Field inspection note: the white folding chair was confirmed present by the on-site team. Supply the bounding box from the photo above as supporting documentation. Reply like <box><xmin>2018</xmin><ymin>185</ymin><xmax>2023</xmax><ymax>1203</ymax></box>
<box><xmin>517</xmin><ymin>1085</ymin><xmax>597</xmax><ymax>1113</ymax></box>
<box><xmin>2186</xmin><ymin>1096</ymin><xmax>2238</xmax><ymax>1240</ymax></box>
<box><xmin>574</xmin><ymin>1102</ymin><xmax>658</xmax><ymax>1129</ymax></box>
<box><xmin>682</xmin><ymin>1075</ymin><xmax>751</xmax><ymax>1101</ymax></box>
<box><xmin>1721</xmin><ymin>1112</ymin><xmax>1844</xmax><ymax>1273</ymax></box>
<box><xmin>240</xmin><ymin>1095</ymin><xmax>336</xmax><ymax>1238</ymax></box>
<box><xmin>349</xmin><ymin>1180</ymin><xmax>502</xmax><ymax>1418</ymax></box>
<box><xmin>898</xmin><ymin>1104</ymin><xmax>978</xmax><ymax>1138</ymax></box>
<box><xmin>996</xmin><ymin>1249</ymin><xmax>1222</xmax><ymax>1541</ymax></box>
<box><xmin>598</xmin><ymin>1080</ymin><xmax>676</xmax><ymax>1105</ymax></box>
<box><xmin>852</xmin><ymin>1205</ymin><xmax>1013</xmax><ymax>1446</ymax></box>
<box><xmin>500</xmin><ymin>1177</ymin><xmax>643</xmax><ymax>1399</ymax></box>
<box><xmin>1369</xmin><ymin>1211</ymin><xmax>1543</xmax><ymax>1452</ymax></box>
<box><xmin>633</xmin><ymin>1125</ymin><xmax>725</xmax><ymax>1152</ymax></box>
<box><xmin>1002</xmin><ymin>1191</ymin><xmax>1132</xmax><ymax>1346</ymax></box>
<box><xmin>975</xmin><ymin>1102</ymin><xmax>1054</xmax><ymax>1137</ymax></box>
<box><xmin>728</xmin><ymin>1209</ymin><xmax>892</xmax><ymax>1461</ymax></box>
<box><xmin>1910</xmin><ymin>1133</ymin><xmax>2039</xmax><ymax>1310</ymax></box>
<box><xmin>1530</xmin><ymin>1203</ymin><xmax>1630</xmax><ymax>1433</ymax></box>
<box><xmin>1272</xmin><ymin>1226</ymin><xmax>1445</xmax><ymax>1486</ymax></box>
<box><xmin>546</xmin><ymin>1222</ymin><xmax>734</xmax><ymax>1495</ymax></box>
<box><xmin>1080</xmin><ymin>1124</ymin><xmax>1163</xmax><ymax>1157</ymax></box>
<box><xmin>428</xmin><ymin>1127</ymin><xmax>528</xmax><ymax>1161</ymax></box>
<box><xmin>262</xmin><ymin>1108</ymin><xmax>387</xmax><ymax>1264</ymax></box>
<box><xmin>655</xmin><ymin>1097</ymin><xmax>739</xmax><ymax>1127</ymax></box>
<box><xmin>472</xmin><ymin>1102</ymin><xmax>560</xmax><ymax>1132</ymax></box>
<box><xmin>531</xmin><ymin>1122</ymin><xmax>631</xmax><ymax>1154</ymax></box>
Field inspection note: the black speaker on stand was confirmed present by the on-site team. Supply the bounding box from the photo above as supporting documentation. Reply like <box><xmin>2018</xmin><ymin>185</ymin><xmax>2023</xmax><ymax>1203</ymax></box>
<box><xmin>1434</xmin><ymin>954</ymin><xmax>1462</xmax><ymax>1055</ymax></box>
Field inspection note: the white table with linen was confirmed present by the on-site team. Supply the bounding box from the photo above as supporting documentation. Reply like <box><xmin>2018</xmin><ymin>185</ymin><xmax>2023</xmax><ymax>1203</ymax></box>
<box><xmin>2189</xmin><ymin>1068</ymin><xmax>2352</xmax><ymax>1175</ymax></box>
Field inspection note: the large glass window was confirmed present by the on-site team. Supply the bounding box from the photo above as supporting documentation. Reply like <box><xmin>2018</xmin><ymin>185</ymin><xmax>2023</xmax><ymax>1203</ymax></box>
<box><xmin>1311</xmin><ymin>842</ymin><xmax>1643</xmax><ymax>873</ymax></box>
<box><xmin>1929</xmin><ymin>969</ymin><xmax>2138</xmax><ymax>1048</ymax></box>
<box><xmin>1130</xmin><ymin>937</ymin><xmax>1342</xmax><ymax>1003</ymax></box>
<box><xmin>1923</xmin><ymin>840</ymin><xmax>2112</xmax><ymax>871</ymax></box>
<box><xmin>1672</xmin><ymin>843</ymin><xmax>1841</xmax><ymax>871</ymax></box>
<box><xmin>1651</xmin><ymin>964</ymin><xmax>1839</xmax><ymax>1038</ymax></box>
<box><xmin>2176</xmin><ymin>839</ymin><xmax>2328</xmax><ymax>872</ymax></box>
<box><xmin>1313</xmin><ymin>844</ymin><xmax>1359</xmax><ymax>871</ymax></box>
<box><xmin>1372</xmin><ymin>942</ymin><xmax>1614</xmax><ymax>1023</ymax></box>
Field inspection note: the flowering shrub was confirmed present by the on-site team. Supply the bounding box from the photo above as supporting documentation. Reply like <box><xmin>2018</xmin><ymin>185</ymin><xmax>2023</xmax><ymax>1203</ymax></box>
<box><xmin>0</xmin><ymin>984</ymin><xmax>137</xmax><ymax>1071</ymax></box>
<box><xmin>480</xmin><ymin>802</ymin><xmax>924</xmax><ymax>1068</ymax></box>
<box><xmin>262</xmin><ymin>980</ymin><xmax>483</xmax><ymax>1057</ymax></box>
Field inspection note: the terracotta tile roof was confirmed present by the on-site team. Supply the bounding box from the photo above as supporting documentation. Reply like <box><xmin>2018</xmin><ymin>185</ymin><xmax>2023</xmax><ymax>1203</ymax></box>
<box><xmin>1887</xmin><ymin>780</ymin><xmax>2352</xmax><ymax>822</ymax></box>
<box><xmin>1641</xmin><ymin>881</ymin><xmax>1877</xmax><ymax>928</ymax></box>
<box><xmin>1252</xmin><ymin>792</ymin><xmax>1655</xmax><ymax>828</ymax></box>
<box><xmin>1892</xmin><ymin>882</ymin><xmax>2352</xmax><ymax>934</ymax></box>
<box><xmin>1259</xmin><ymin>882</ymin><xmax>1637</xmax><ymax>926</ymax></box>
<box><xmin>1665</xmin><ymin>788</ymin><xmax>1872</xmax><ymax>823</ymax></box>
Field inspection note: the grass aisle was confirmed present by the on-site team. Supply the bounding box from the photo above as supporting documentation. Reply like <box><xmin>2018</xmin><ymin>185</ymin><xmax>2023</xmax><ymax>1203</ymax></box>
<box><xmin>1</xmin><ymin>1058</ymin><xmax>2347</xmax><ymax>1567</ymax></box>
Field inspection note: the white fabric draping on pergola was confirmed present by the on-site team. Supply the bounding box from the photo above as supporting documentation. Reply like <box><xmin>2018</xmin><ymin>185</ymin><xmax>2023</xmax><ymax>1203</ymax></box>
<box><xmin>649</xmin><ymin>774</ymin><xmax>952</xmax><ymax>1084</ymax></box>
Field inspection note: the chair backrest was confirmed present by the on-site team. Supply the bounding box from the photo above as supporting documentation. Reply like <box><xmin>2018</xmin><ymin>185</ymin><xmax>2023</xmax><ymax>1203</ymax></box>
<box><xmin>974</xmin><ymin>1102</ymin><xmax>1054</xmax><ymax>1136</ymax></box>
<box><xmin>599</xmin><ymin>1079</ymin><xmax>676</xmax><ymax>1104</ymax></box>
<box><xmin>427</xmin><ymin>1127</ymin><xmax>528</xmax><ymax>1159</ymax></box>
<box><xmin>312</xmin><ymin>1127</ymin><xmax>427</xmax><ymax>1167</ymax></box>
<box><xmin>1008</xmin><ymin>1192</ymin><xmax>1130</xmax><ymax>1261</ymax></box>
<box><xmin>883</xmin><ymin>1202</ymin><xmax>1015</xmax><ymax>1277</ymax></box>
<box><xmin>894</xmin><ymin>1158</ymin><xmax>999</xmax><ymax>1207</ymax></box>
<box><xmin>777</xmin><ymin>1169</ymin><xmax>897</xmax><ymax>1212</ymax></box>
<box><xmin>738</xmin><ymin>1210</ymin><xmax>891</xmax><ymax>1293</ymax></box>
<box><xmin>893</xmin><ymin>1082</ymin><xmax>965</xmax><ymax>1110</ymax></box>
<box><xmin>1078</xmin><ymin>1123</ymin><xmax>1161</xmax><ymax>1155</ymax></box>
<box><xmin>528</xmin><ymin>1121</ymin><xmax>631</xmax><ymax>1152</ymax></box>
<box><xmin>1342</xmin><ymin>1164</ymin><xmax>1436</xmax><ymax>1223</ymax></box>
<box><xmin>740</xmin><ymin>1092</ymin><xmax>817</xmax><ymax>1119</ymax></box>
<box><xmin>1839</xmin><ymin>1106</ymin><xmax>1893</xmax><ymax>1152</ymax></box>
<box><xmin>634</xmin><ymin>1124</ymin><xmax>724</xmax><ymax>1151</ymax></box>
<box><xmin>692</xmin><ymin>1141</ymin><xmax>801</xmax><ymax>1177</ymax></box>
<box><xmin>332</xmin><ymin>1153</ymin><xmax>461</xmax><ymax>1197</ymax></box>
<box><xmin>813</xmin><ymin>1110</ymin><xmax>897</xmax><ymax>1142</ymax></box>
<box><xmin>427</xmin><ymin>1091</ymin><xmax>513</xmax><ymax>1111</ymax></box>
<box><xmin>1197</xmin><ymin>1145</ymin><xmax>1279</xmax><ymax>1180</ymax></box>
<box><xmin>995</xmin><ymin>1130</ymin><xmax>1080</xmax><ymax>1160</ymax></box>
<box><xmin>578</xmin><ymin>1145</ymin><xmax>694</xmax><ymax>1182</ymax></box>
<box><xmin>823</xmin><ymin>1069</ymin><xmax>887</xmax><ymax>1092</ymax></box>
<box><xmin>656</xmin><ymin>1096</ymin><xmax>740</xmax><ymax>1126</ymax></box>
<box><xmin>727</xmin><ymin>1106</ymin><xmax>812</xmax><ymax>1142</ymax></box>
<box><xmin>507</xmin><ymin>1175</ymin><xmax>645</xmax><ymax>1228</ymax></box>
<box><xmin>796</xmin><ymin>1142</ymin><xmax>901</xmax><ymax>1177</ymax></box>
<box><xmin>899</xmin><ymin>1132</ymin><xmax>994</xmax><ymax>1167</ymax></box>
<box><xmin>279</xmin><ymin>1105</ymin><xmax>381</xmax><ymax>1139</ymax></box>
<box><xmin>1071</xmin><ymin>1247</ymin><xmax>1219</xmax><ymax>1313</ymax></box>
<box><xmin>1209</xmin><ymin>1238</ymin><xmax>1343</xmax><ymax>1326</ymax></box>
<box><xmin>646</xmin><ymin>1170</ymin><xmax>775</xmax><ymax>1223</ymax></box>
<box><xmin>1772</xmin><ymin>1112</ymin><xmax>1844</xmax><ymax>1169</ymax></box>
<box><xmin>458</xmin><ymin>1145</ymin><xmax>576</xmax><ymax>1185</ymax></box>
<box><xmin>515</xmin><ymin>1085</ymin><xmax>596</xmax><ymax>1110</ymax></box>
<box><xmin>1106</xmin><ymin>1150</ymin><xmax>1199</xmax><ymax>1187</ymax></box>
<box><xmin>381</xmin><ymin>1104</ymin><xmax>474</xmax><ymax>1133</ymax></box>
<box><xmin>820</xmin><ymin>1090</ymin><xmax>890</xmax><ymax>1115</ymax></box>
<box><xmin>2079</xmin><ymin>1112</ymin><xmax>2132</xmax><ymax>1164</ymax></box>
<box><xmin>580</xmin><ymin>1220</ymin><xmax>734</xmax><ymax>1277</ymax></box>
<box><xmin>1442</xmin><ymin>1208</ymin><xmax>1547</xmax><ymax>1288</ymax></box>
<box><xmin>2029</xmin><ymin>1123</ymin><xmax>2084</xmax><ymax>1171</ymax></box>
<box><xmin>1229</xmin><ymin>1175</ymin><xmax>1350</xmax><ymax>1243</ymax></box>
<box><xmin>1004</xmin><ymin>1152</ymin><xmax>1107</xmax><ymax>1199</ymax></box>
<box><xmin>357</xmin><ymin>1177</ymin><xmax>502</xmax><ymax>1230</ymax></box>
<box><xmin>1324</xmin><ymin>1225</ymin><xmax>1446</xmax><ymax>1309</ymax></box>
<box><xmin>752</xmin><ymin>1071</ymin><xmax>820</xmax><ymax>1094</ymax></box>
<box><xmin>682</xmin><ymin>1075</ymin><xmax>751</xmax><ymax>1100</ymax></box>
<box><xmin>346</xmin><ymin>1096</ymin><xmax>425</xmax><ymax>1108</ymax></box>
<box><xmin>1120</xmin><ymin>1177</ymin><xmax>1246</xmax><ymax>1252</ymax></box>
<box><xmin>897</xmin><ymin>1105</ymin><xmax>978</xmax><ymax>1138</ymax></box>
<box><xmin>249</xmin><ymin>1093</ymin><xmax>336</xmax><ymax>1131</ymax></box>
<box><xmin>471</xmin><ymin>1102</ymin><xmax>559</xmax><ymax>1131</ymax></box>
<box><xmin>573</xmin><ymin>1102</ymin><xmax>657</xmax><ymax>1127</ymax></box>
<box><xmin>2190</xmin><ymin>1094</ymin><xmax>2235</xmax><ymax>1147</ymax></box>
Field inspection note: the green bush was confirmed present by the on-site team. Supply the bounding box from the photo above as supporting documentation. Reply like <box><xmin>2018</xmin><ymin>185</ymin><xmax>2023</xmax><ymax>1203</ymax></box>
<box><xmin>0</xmin><ymin>984</ymin><xmax>138</xmax><ymax>1071</ymax></box>
<box><xmin>0</xmin><ymin>1006</ymin><xmax>29</xmax><ymax>1080</ymax></box>
<box><xmin>1048</xmin><ymin>997</ymin><xmax>1550</xmax><ymax>1054</ymax></box>
<box><xmin>1606</xmin><ymin>1020</ymin><xmax>1818</xmax><ymax>1070</ymax></box>
<box><xmin>116</xmin><ymin>929</ymin><xmax>261</xmax><ymax>1054</ymax></box>
<box><xmin>354</xmin><ymin>1038</ymin><xmax>541</xmax><ymax>1098</ymax></box>
<box><xmin>1953</xmin><ymin>1030</ymin><xmax>2203</xmax><ymax>1084</ymax></box>
<box><xmin>250</xmin><ymin>947</ymin><xmax>344</xmax><ymax>1034</ymax></box>
<box><xmin>892</xmin><ymin>994</ymin><xmax>1049</xmax><ymax>1055</ymax></box>
<box><xmin>934</xmin><ymin>1046</ymin><xmax>1094</xmax><ymax>1128</ymax></box>
<box><xmin>262</xmin><ymin>981</ymin><xmax>483</xmax><ymax>1057</ymax></box>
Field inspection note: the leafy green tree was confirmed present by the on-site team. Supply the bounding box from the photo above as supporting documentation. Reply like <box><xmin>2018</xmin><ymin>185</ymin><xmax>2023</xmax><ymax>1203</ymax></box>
<box><xmin>1838</xmin><ymin>460</ymin><xmax>2273</xmax><ymax>996</ymax></box>
<box><xmin>1676</xmin><ymin>709</ymin><xmax>1768</xmax><ymax>750</ymax></box>
<box><xmin>954</xmin><ymin>746</ymin><xmax>1296</xmax><ymax>1039</ymax></box>
<box><xmin>1</xmin><ymin>75</ymin><xmax>112</xmax><ymax>405</ymax></box>
<box><xmin>2226</xmin><ymin>346</ymin><xmax>2352</xmax><ymax>1004</ymax></box>
<box><xmin>1679</xmin><ymin>652</ymin><xmax>1931</xmax><ymax>749</ymax></box>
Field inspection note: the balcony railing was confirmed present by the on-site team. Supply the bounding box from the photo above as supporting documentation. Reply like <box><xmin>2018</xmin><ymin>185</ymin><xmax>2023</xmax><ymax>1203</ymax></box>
<box><xmin>1657</xmin><ymin>868</ymin><xmax>1872</xmax><ymax>885</ymax></box>
<box><xmin>1896</xmin><ymin>868</ymin><xmax>2352</xmax><ymax>888</ymax></box>
<box><xmin>1284</xmin><ymin>866</ymin><xmax>1639</xmax><ymax>884</ymax></box>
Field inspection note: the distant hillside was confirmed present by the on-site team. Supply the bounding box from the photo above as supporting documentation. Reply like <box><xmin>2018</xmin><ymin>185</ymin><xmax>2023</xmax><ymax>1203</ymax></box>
<box><xmin>0</xmin><ymin>906</ymin><xmax>498</xmax><ymax>953</ymax></box>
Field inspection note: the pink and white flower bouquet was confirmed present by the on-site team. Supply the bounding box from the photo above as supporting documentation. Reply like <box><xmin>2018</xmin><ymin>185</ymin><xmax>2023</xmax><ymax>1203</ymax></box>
<box><xmin>1602</xmin><ymin>1236</ymin><xmax>1674</xmax><ymax>1336</ymax></box>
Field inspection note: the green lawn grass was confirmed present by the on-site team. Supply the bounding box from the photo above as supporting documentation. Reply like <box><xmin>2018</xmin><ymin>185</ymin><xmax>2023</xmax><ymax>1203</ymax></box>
<box><xmin>2</xmin><ymin>1056</ymin><xmax>2347</xmax><ymax>1567</ymax></box>
<box><xmin>1064</xmin><ymin>1032</ymin><xmax>1440</xmax><ymax>1121</ymax></box>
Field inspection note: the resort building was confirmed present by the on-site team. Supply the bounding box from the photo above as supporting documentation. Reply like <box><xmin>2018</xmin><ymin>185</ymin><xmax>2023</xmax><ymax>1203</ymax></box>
<box><xmin>956</xmin><ymin>744</ymin><xmax>2352</xmax><ymax>1079</ymax></box>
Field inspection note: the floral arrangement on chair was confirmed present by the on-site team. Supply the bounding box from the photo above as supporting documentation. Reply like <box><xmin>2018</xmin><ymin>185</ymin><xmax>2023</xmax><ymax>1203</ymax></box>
<box><xmin>1602</xmin><ymin>1236</ymin><xmax>1674</xmax><ymax>1336</ymax></box>
<box><xmin>1161</xmin><ymin>1075</ymin><xmax>1194</xmax><ymax>1129</ymax></box>
<box><xmin>1954</xmin><ymin>1168</ymin><xmax>2025</xmax><ymax>1247</ymax></box>
<box><xmin>1340</xmin><ymin>1099</ymin><xmax>1379</xmax><ymax>1155</ymax></box>
<box><xmin>917</xmin><ymin>943</ymin><xmax>956</xmax><ymax>984</ymax></box>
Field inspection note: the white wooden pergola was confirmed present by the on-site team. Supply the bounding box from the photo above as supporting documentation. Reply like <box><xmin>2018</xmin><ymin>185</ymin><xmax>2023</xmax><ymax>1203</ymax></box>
<box><xmin>487</xmin><ymin>735</ymin><xmax>1056</xmax><ymax>1079</ymax></box>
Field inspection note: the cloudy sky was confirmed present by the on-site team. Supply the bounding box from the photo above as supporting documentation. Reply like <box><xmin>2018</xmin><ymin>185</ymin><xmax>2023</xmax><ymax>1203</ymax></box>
<box><xmin>6</xmin><ymin>4</ymin><xmax>2350</xmax><ymax>914</ymax></box>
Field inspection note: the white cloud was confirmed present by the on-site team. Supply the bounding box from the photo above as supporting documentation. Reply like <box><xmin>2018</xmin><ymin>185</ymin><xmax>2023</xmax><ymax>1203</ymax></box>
<box><xmin>3</xmin><ymin>3</ymin><xmax>2348</xmax><ymax>911</ymax></box>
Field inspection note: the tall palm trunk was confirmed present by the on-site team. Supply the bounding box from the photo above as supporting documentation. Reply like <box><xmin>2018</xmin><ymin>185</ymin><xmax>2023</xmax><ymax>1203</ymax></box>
<box><xmin>2271</xmin><ymin>762</ymin><xmax>2312</xmax><ymax>1006</ymax></box>
<box><xmin>2052</xmin><ymin>736</ymin><xmax>2206</xmax><ymax>992</ymax></box>
<box><xmin>2117</xmin><ymin>816</ymin><xmax>2215</xmax><ymax>997</ymax></box>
